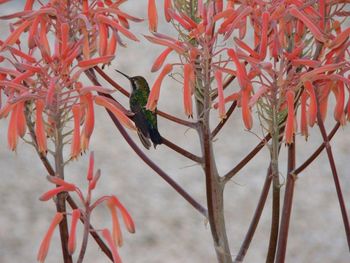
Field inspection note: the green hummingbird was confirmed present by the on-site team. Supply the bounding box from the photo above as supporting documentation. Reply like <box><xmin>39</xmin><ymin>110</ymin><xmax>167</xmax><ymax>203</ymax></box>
<box><xmin>115</xmin><ymin>70</ymin><xmax>162</xmax><ymax>149</ymax></box>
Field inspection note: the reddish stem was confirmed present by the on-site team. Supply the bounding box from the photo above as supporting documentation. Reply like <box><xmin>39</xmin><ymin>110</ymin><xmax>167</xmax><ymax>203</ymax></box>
<box><xmin>315</xmin><ymin>95</ymin><xmax>350</xmax><ymax>250</ymax></box>
<box><xmin>275</xmin><ymin>140</ymin><xmax>296</xmax><ymax>263</ymax></box>
<box><xmin>234</xmin><ymin>165</ymin><xmax>273</xmax><ymax>263</ymax></box>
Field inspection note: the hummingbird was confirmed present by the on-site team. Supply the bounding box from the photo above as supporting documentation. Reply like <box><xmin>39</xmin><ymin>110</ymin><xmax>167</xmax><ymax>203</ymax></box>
<box><xmin>115</xmin><ymin>70</ymin><xmax>162</xmax><ymax>149</ymax></box>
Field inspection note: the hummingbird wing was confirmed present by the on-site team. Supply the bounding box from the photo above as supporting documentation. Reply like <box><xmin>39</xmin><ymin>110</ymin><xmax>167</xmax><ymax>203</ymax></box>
<box><xmin>130</xmin><ymin>108</ymin><xmax>152</xmax><ymax>149</ymax></box>
<box><xmin>142</xmin><ymin>108</ymin><xmax>163</xmax><ymax>148</ymax></box>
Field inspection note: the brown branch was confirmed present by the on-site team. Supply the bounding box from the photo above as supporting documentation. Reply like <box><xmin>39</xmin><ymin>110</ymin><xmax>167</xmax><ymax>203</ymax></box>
<box><xmin>294</xmin><ymin>122</ymin><xmax>340</xmax><ymax>175</ymax></box>
<box><xmin>314</xmin><ymin>97</ymin><xmax>350</xmax><ymax>250</ymax></box>
<box><xmin>162</xmin><ymin>136</ymin><xmax>203</xmax><ymax>163</ymax></box>
<box><xmin>211</xmin><ymin>101</ymin><xmax>237</xmax><ymax>138</ymax></box>
<box><xmin>94</xmin><ymin>66</ymin><xmax>198</xmax><ymax>128</ymax></box>
<box><xmin>223</xmin><ymin>133</ymin><xmax>271</xmax><ymax>183</ymax></box>
<box><xmin>234</xmin><ymin>165</ymin><xmax>273</xmax><ymax>263</ymax></box>
<box><xmin>266</xmin><ymin>173</ymin><xmax>280</xmax><ymax>263</ymax></box>
<box><xmin>275</xmin><ymin>139</ymin><xmax>297</xmax><ymax>263</ymax></box>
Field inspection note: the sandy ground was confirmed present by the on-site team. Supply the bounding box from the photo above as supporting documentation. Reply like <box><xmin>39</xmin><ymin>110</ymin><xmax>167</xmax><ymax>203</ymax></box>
<box><xmin>0</xmin><ymin>1</ymin><xmax>349</xmax><ymax>263</ymax></box>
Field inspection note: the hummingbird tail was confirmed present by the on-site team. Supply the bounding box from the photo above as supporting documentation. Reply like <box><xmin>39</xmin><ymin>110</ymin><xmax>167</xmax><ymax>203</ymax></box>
<box><xmin>149</xmin><ymin>128</ymin><xmax>163</xmax><ymax>148</ymax></box>
<box><xmin>137</xmin><ymin>130</ymin><xmax>152</xmax><ymax>150</ymax></box>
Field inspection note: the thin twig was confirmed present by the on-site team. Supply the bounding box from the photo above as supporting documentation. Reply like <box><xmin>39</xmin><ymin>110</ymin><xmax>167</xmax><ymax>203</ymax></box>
<box><xmin>162</xmin><ymin>136</ymin><xmax>203</xmax><ymax>163</ymax></box>
<box><xmin>294</xmin><ymin>122</ymin><xmax>340</xmax><ymax>175</ymax></box>
<box><xmin>223</xmin><ymin>134</ymin><xmax>271</xmax><ymax>183</ymax></box>
<box><xmin>315</xmin><ymin>97</ymin><xmax>350</xmax><ymax>250</ymax></box>
<box><xmin>234</xmin><ymin>165</ymin><xmax>273</xmax><ymax>263</ymax></box>
<box><xmin>211</xmin><ymin>101</ymin><xmax>237</xmax><ymax>138</ymax></box>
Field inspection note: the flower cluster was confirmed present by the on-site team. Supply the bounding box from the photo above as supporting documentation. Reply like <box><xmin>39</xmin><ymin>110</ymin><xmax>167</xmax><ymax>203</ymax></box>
<box><xmin>37</xmin><ymin>152</ymin><xmax>135</xmax><ymax>263</ymax></box>
<box><xmin>145</xmin><ymin>0</ymin><xmax>350</xmax><ymax>143</ymax></box>
<box><xmin>0</xmin><ymin>0</ymin><xmax>140</xmax><ymax>157</ymax></box>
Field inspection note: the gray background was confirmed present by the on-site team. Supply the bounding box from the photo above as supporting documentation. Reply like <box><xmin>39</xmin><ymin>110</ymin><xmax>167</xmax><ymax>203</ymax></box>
<box><xmin>0</xmin><ymin>1</ymin><xmax>349</xmax><ymax>262</ymax></box>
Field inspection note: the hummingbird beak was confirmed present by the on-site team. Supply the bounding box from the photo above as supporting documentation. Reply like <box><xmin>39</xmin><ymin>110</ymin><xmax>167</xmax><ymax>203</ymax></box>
<box><xmin>115</xmin><ymin>69</ymin><xmax>131</xmax><ymax>80</ymax></box>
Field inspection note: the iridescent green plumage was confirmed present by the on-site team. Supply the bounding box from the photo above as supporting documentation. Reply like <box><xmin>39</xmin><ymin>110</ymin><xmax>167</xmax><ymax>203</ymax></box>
<box><xmin>116</xmin><ymin>70</ymin><xmax>162</xmax><ymax>149</ymax></box>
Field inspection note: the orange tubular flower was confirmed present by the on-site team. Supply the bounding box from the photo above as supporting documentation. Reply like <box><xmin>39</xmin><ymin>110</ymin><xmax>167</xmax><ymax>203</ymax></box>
<box><xmin>102</xmin><ymin>229</ymin><xmax>122</xmax><ymax>263</ymax></box>
<box><xmin>0</xmin><ymin>20</ymin><xmax>32</xmax><ymax>51</ymax></box>
<box><xmin>106</xmin><ymin>198</ymin><xmax>123</xmax><ymax>247</ymax></box>
<box><xmin>300</xmin><ymin>91</ymin><xmax>308</xmax><ymax>139</ymax></box>
<box><xmin>39</xmin><ymin>17</ymin><xmax>51</xmax><ymax>59</ymax></box>
<box><xmin>8</xmin><ymin>105</ymin><xmax>18</xmax><ymax>151</ymax></box>
<box><xmin>216</xmin><ymin>0</ymin><xmax>223</xmax><ymax>13</ymax></box>
<box><xmin>81</xmin><ymin>93</ymin><xmax>95</xmax><ymax>151</ymax></box>
<box><xmin>68</xmin><ymin>209</ymin><xmax>81</xmax><ymax>255</ymax></box>
<box><xmin>334</xmin><ymin>81</ymin><xmax>345</xmax><ymax>125</ymax></box>
<box><xmin>109</xmin><ymin>196</ymin><xmax>135</xmax><ymax>234</ymax></box>
<box><xmin>24</xmin><ymin>0</ymin><xmax>34</xmax><ymax>10</ymax></box>
<box><xmin>78</xmin><ymin>55</ymin><xmax>115</xmax><ymax>69</ymax></box>
<box><xmin>164</xmin><ymin>0</ymin><xmax>172</xmax><ymax>22</ymax></box>
<box><xmin>318</xmin><ymin>0</ymin><xmax>325</xmax><ymax>30</ymax></box>
<box><xmin>60</xmin><ymin>23</ymin><xmax>69</xmax><ymax>56</ymax></box>
<box><xmin>28</xmin><ymin>16</ymin><xmax>40</xmax><ymax>49</ymax></box>
<box><xmin>226</xmin><ymin>0</ymin><xmax>234</xmax><ymax>9</ymax></box>
<box><xmin>35</xmin><ymin>100</ymin><xmax>47</xmax><ymax>154</ymax></box>
<box><xmin>46</xmin><ymin>78</ymin><xmax>56</xmax><ymax>107</ymax></box>
<box><xmin>88</xmin><ymin>169</ymin><xmax>101</xmax><ymax>191</ymax></box>
<box><xmin>16</xmin><ymin>101</ymin><xmax>26</xmax><ymax>138</ymax></box>
<box><xmin>234</xmin><ymin>37</ymin><xmax>260</xmax><ymax>59</ymax></box>
<box><xmin>327</xmin><ymin>28</ymin><xmax>350</xmax><ymax>50</ymax></box>
<box><xmin>241</xmin><ymin>89</ymin><xmax>253</xmax><ymax>130</ymax></box>
<box><xmin>289</xmin><ymin>6</ymin><xmax>327</xmax><ymax>43</ymax></box>
<box><xmin>304</xmin><ymin>81</ymin><xmax>317</xmax><ymax>127</ymax></box>
<box><xmin>148</xmin><ymin>0</ymin><xmax>158</xmax><ymax>32</ymax></box>
<box><xmin>215</xmin><ymin>70</ymin><xmax>226</xmax><ymax>120</ymax></box>
<box><xmin>39</xmin><ymin>183</ymin><xmax>76</xmax><ymax>201</ymax></box>
<box><xmin>71</xmin><ymin>105</ymin><xmax>81</xmax><ymax>159</ymax></box>
<box><xmin>87</xmin><ymin>151</ymin><xmax>94</xmax><ymax>181</ymax></box>
<box><xmin>146</xmin><ymin>64</ymin><xmax>173</xmax><ymax>111</ymax></box>
<box><xmin>107</xmin><ymin>31</ymin><xmax>118</xmax><ymax>56</ymax></box>
<box><xmin>151</xmin><ymin>47</ymin><xmax>173</xmax><ymax>72</ymax></box>
<box><xmin>227</xmin><ymin>49</ymin><xmax>248</xmax><ymax>90</ymax></box>
<box><xmin>285</xmin><ymin>91</ymin><xmax>295</xmax><ymax>144</ymax></box>
<box><xmin>97</xmin><ymin>15</ymin><xmax>139</xmax><ymax>42</ymax></box>
<box><xmin>183</xmin><ymin>64</ymin><xmax>194</xmax><ymax>118</ymax></box>
<box><xmin>94</xmin><ymin>96</ymin><xmax>136</xmax><ymax>130</ymax></box>
<box><xmin>98</xmin><ymin>22</ymin><xmax>108</xmax><ymax>57</ymax></box>
<box><xmin>82</xmin><ymin>27</ymin><xmax>90</xmax><ymax>60</ymax></box>
<box><xmin>37</xmin><ymin>213</ymin><xmax>64</xmax><ymax>263</ymax></box>
<box><xmin>259</xmin><ymin>12</ymin><xmax>269</xmax><ymax>60</ymax></box>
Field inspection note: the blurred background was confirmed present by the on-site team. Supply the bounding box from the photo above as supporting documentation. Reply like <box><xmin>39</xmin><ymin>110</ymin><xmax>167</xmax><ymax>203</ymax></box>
<box><xmin>0</xmin><ymin>1</ymin><xmax>349</xmax><ymax>262</ymax></box>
